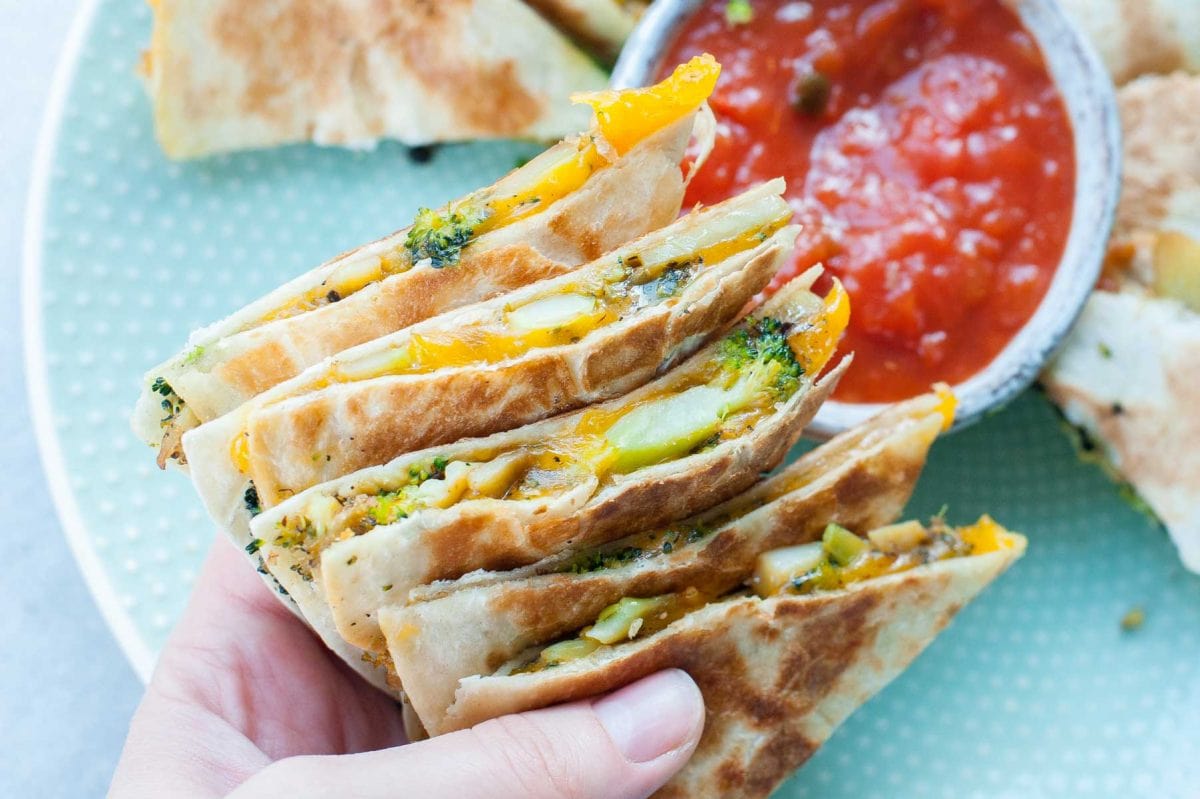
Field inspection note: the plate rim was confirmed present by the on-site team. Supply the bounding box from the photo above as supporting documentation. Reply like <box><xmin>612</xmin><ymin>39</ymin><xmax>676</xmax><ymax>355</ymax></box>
<box><xmin>22</xmin><ymin>0</ymin><xmax>156</xmax><ymax>684</ymax></box>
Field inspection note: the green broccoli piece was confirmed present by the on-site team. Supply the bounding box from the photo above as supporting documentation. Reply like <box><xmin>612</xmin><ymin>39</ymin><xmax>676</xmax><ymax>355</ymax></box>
<box><xmin>244</xmin><ymin>483</ymin><xmax>262</xmax><ymax>517</ymax></box>
<box><xmin>368</xmin><ymin>488</ymin><xmax>418</xmax><ymax>527</ymax></box>
<box><xmin>717</xmin><ymin>316</ymin><xmax>805</xmax><ymax>397</ymax></box>
<box><xmin>405</xmin><ymin>204</ymin><xmax>490</xmax><ymax>268</ymax></box>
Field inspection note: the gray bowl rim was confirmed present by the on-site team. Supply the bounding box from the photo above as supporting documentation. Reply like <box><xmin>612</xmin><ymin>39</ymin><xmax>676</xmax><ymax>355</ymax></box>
<box><xmin>613</xmin><ymin>0</ymin><xmax>1123</xmax><ymax>438</ymax></box>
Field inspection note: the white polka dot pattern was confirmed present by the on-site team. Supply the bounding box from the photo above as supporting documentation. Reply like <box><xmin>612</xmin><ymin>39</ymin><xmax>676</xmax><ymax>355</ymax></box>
<box><xmin>30</xmin><ymin>0</ymin><xmax>1200</xmax><ymax>795</ymax></box>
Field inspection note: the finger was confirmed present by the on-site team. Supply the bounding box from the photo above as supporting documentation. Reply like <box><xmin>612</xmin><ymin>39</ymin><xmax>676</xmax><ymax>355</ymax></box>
<box><xmin>229</xmin><ymin>669</ymin><xmax>705</xmax><ymax>799</ymax></box>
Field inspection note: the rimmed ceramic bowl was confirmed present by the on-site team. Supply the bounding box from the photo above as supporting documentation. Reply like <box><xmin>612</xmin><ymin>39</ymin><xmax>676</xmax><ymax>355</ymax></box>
<box><xmin>613</xmin><ymin>0</ymin><xmax>1122</xmax><ymax>437</ymax></box>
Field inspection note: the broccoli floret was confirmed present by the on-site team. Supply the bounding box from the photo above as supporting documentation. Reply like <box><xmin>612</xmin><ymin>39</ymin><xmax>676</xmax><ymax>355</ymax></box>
<box><xmin>244</xmin><ymin>483</ymin><xmax>262</xmax><ymax>517</ymax></box>
<box><xmin>405</xmin><ymin>204</ymin><xmax>490</xmax><ymax>268</ymax></box>
<box><xmin>368</xmin><ymin>488</ymin><xmax>418</xmax><ymax>527</ymax></box>
<box><xmin>565</xmin><ymin>546</ymin><xmax>644</xmax><ymax>574</ymax></box>
<box><xmin>717</xmin><ymin>316</ymin><xmax>805</xmax><ymax>397</ymax></box>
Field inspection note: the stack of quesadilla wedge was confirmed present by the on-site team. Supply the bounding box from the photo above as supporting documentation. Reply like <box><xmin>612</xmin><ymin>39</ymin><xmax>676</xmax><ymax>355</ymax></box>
<box><xmin>134</xmin><ymin>55</ymin><xmax>718</xmax><ymax>468</ymax></box>
<box><xmin>185</xmin><ymin>178</ymin><xmax>802</xmax><ymax>540</ymax></box>
<box><xmin>139</xmin><ymin>55</ymin><xmax>1026</xmax><ymax>793</ymax></box>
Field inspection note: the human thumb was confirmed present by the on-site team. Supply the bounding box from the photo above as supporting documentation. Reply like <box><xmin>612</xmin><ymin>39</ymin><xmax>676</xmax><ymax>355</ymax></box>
<box><xmin>228</xmin><ymin>669</ymin><xmax>705</xmax><ymax>799</ymax></box>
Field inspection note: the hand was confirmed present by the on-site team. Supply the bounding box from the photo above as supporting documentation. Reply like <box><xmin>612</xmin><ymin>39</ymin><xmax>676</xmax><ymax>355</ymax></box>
<box><xmin>109</xmin><ymin>535</ymin><xmax>704</xmax><ymax>799</ymax></box>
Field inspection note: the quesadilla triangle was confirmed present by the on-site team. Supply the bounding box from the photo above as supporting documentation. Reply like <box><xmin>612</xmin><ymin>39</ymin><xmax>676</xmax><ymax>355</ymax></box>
<box><xmin>143</xmin><ymin>0</ymin><xmax>610</xmax><ymax>159</ymax></box>
<box><xmin>250</xmin><ymin>266</ymin><xmax>852</xmax><ymax>654</ymax></box>
<box><xmin>438</xmin><ymin>517</ymin><xmax>1026</xmax><ymax>799</ymax></box>
<box><xmin>133</xmin><ymin>55</ymin><xmax>723</xmax><ymax>468</ymax></box>
<box><xmin>184</xmin><ymin>178</ymin><xmax>795</xmax><ymax>543</ymax></box>
<box><xmin>383</xmin><ymin>391</ymin><xmax>955</xmax><ymax>734</ymax></box>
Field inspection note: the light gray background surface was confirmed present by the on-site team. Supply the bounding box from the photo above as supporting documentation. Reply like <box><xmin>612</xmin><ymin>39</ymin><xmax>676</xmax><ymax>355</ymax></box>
<box><xmin>2</xmin><ymin>1</ymin><xmax>143</xmax><ymax>796</ymax></box>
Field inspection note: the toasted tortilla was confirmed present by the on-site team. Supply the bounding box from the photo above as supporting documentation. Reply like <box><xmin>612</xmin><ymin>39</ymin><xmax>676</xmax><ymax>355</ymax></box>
<box><xmin>384</xmin><ymin>393</ymin><xmax>949</xmax><ymax>734</ymax></box>
<box><xmin>1043</xmin><ymin>290</ymin><xmax>1200</xmax><ymax>571</ymax></box>
<box><xmin>524</xmin><ymin>0</ymin><xmax>644</xmax><ymax>63</ymax></box>
<box><xmin>133</xmin><ymin>111</ymin><xmax>700</xmax><ymax>458</ymax></box>
<box><xmin>440</xmin><ymin>542</ymin><xmax>1024</xmax><ymax>798</ymax></box>
<box><xmin>1058</xmin><ymin>0</ymin><xmax>1200</xmax><ymax>85</ymax></box>
<box><xmin>184</xmin><ymin>181</ymin><xmax>794</xmax><ymax>541</ymax></box>
<box><xmin>142</xmin><ymin>0</ymin><xmax>609</xmax><ymax>159</ymax></box>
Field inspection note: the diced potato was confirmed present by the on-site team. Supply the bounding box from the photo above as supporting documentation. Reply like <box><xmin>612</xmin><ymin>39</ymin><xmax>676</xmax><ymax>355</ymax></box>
<box><xmin>754</xmin><ymin>542</ymin><xmax>825</xmax><ymax>598</ymax></box>
<box><xmin>822</xmin><ymin>523</ymin><xmax>869</xmax><ymax>566</ymax></box>
<box><xmin>584</xmin><ymin>596</ymin><xmax>672</xmax><ymax>644</ymax></box>
<box><xmin>605</xmin><ymin>386</ymin><xmax>728</xmax><ymax>473</ymax></box>
<box><xmin>465</xmin><ymin>451</ymin><xmax>533</xmax><ymax>498</ymax></box>
<box><xmin>334</xmin><ymin>345</ymin><xmax>412</xmax><ymax>382</ymax></box>
<box><xmin>414</xmin><ymin>461</ymin><xmax>471</xmax><ymax>509</ymax></box>
<box><xmin>507</xmin><ymin>293</ymin><xmax>597</xmax><ymax>331</ymax></box>
<box><xmin>1152</xmin><ymin>231</ymin><xmax>1200</xmax><ymax>312</ymax></box>
<box><xmin>304</xmin><ymin>494</ymin><xmax>344</xmax><ymax>535</ymax></box>
<box><xmin>536</xmin><ymin>637</ymin><xmax>600</xmax><ymax>667</ymax></box>
<box><xmin>331</xmin><ymin>252</ymin><xmax>388</xmax><ymax>295</ymax></box>
<box><xmin>867</xmin><ymin>520</ymin><xmax>930</xmax><ymax>554</ymax></box>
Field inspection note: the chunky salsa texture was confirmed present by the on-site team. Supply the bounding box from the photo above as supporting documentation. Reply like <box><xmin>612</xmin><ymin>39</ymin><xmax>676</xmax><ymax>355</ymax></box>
<box><xmin>663</xmin><ymin>0</ymin><xmax>1075</xmax><ymax>402</ymax></box>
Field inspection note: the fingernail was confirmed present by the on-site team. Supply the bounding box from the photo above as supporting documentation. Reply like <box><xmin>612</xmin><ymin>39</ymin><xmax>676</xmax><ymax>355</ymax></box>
<box><xmin>594</xmin><ymin>669</ymin><xmax>703</xmax><ymax>763</ymax></box>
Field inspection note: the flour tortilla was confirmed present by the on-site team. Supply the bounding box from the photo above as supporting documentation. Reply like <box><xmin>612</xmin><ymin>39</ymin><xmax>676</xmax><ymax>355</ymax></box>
<box><xmin>441</xmin><ymin>541</ymin><xmax>1024</xmax><ymax>799</ymax></box>
<box><xmin>133</xmin><ymin>112</ymin><xmax>699</xmax><ymax>456</ymax></box>
<box><xmin>143</xmin><ymin>0</ymin><xmax>608</xmax><ymax>159</ymax></box>
<box><xmin>384</xmin><ymin>393</ymin><xmax>948</xmax><ymax>734</ymax></box>
<box><xmin>1058</xmin><ymin>0</ymin><xmax>1200</xmax><ymax>85</ymax></box>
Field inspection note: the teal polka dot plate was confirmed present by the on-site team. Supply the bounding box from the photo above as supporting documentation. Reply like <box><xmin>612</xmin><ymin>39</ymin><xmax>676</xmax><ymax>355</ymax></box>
<box><xmin>24</xmin><ymin>0</ymin><xmax>1200</xmax><ymax>795</ymax></box>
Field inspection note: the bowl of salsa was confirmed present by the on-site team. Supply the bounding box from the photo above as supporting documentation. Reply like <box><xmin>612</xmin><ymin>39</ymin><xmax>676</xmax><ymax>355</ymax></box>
<box><xmin>614</xmin><ymin>0</ymin><xmax>1121</xmax><ymax>435</ymax></box>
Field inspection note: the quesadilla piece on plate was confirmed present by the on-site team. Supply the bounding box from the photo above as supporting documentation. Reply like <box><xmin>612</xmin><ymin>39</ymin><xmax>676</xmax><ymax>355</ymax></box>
<box><xmin>185</xmin><ymin>178</ymin><xmax>795</xmax><ymax>539</ymax></box>
<box><xmin>384</xmin><ymin>392</ymin><xmax>954</xmax><ymax>733</ymax></box>
<box><xmin>251</xmin><ymin>268</ymin><xmax>851</xmax><ymax>652</ymax></box>
<box><xmin>1058</xmin><ymin>0</ymin><xmax>1200</xmax><ymax>85</ymax></box>
<box><xmin>1043</xmin><ymin>290</ymin><xmax>1200</xmax><ymax>571</ymax></box>
<box><xmin>133</xmin><ymin>55</ymin><xmax>721</xmax><ymax>467</ymax></box>
<box><xmin>142</xmin><ymin>0</ymin><xmax>609</xmax><ymax>159</ymax></box>
<box><xmin>525</xmin><ymin>0</ymin><xmax>645</xmax><ymax>63</ymax></box>
<box><xmin>437</xmin><ymin>516</ymin><xmax>1024</xmax><ymax>798</ymax></box>
<box><xmin>1044</xmin><ymin>72</ymin><xmax>1200</xmax><ymax>572</ymax></box>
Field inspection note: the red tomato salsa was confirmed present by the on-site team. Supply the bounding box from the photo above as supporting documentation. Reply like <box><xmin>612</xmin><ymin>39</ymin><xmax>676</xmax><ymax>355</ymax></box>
<box><xmin>662</xmin><ymin>0</ymin><xmax>1075</xmax><ymax>403</ymax></box>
